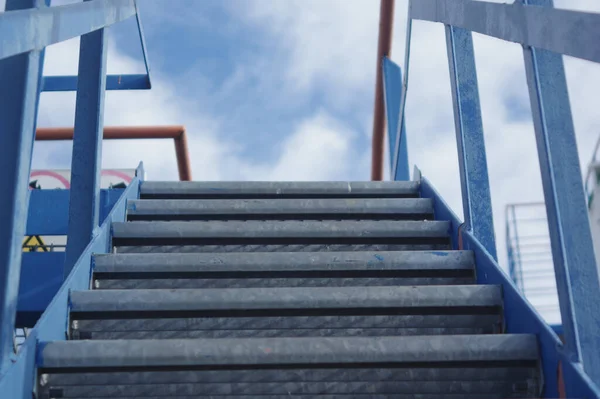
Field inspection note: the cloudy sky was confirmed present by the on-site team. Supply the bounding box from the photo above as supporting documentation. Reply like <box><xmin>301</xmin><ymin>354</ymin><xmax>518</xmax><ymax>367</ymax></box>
<box><xmin>3</xmin><ymin>0</ymin><xmax>600</xmax><ymax>280</ymax></box>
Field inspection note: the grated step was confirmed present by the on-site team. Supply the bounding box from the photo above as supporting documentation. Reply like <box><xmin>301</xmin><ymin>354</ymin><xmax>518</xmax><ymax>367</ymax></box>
<box><xmin>92</xmin><ymin>250</ymin><xmax>475</xmax><ymax>289</ymax></box>
<box><xmin>139</xmin><ymin>181</ymin><xmax>421</xmax><ymax>200</ymax></box>
<box><xmin>69</xmin><ymin>286</ymin><xmax>503</xmax><ymax>339</ymax></box>
<box><xmin>37</xmin><ymin>335</ymin><xmax>540</xmax><ymax>398</ymax></box>
<box><xmin>126</xmin><ymin>198</ymin><xmax>434</xmax><ymax>221</ymax></box>
<box><xmin>111</xmin><ymin>220</ymin><xmax>451</xmax><ymax>251</ymax></box>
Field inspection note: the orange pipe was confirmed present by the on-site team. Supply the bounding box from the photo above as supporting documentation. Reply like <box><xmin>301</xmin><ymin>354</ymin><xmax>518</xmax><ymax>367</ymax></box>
<box><xmin>36</xmin><ymin>126</ymin><xmax>192</xmax><ymax>181</ymax></box>
<box><xmin>371</xmin><ymin>0</ymin><xmax>395</xmax><ymax>181</ymax></box>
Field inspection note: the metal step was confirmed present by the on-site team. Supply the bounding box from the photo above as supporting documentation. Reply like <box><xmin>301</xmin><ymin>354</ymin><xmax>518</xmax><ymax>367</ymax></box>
<box><xmin>37</xmin><ymin>335</ymin><xmax>540</xmax><ymax>398</ymax></box>
<box><xmin>126</xmin><ymin>198</ymin><xmax>434</xmax><ymax>221</ymax></box>
<box><xmin>92</xmin><ymin>251</ymin><xmax>475</xmax><ymax>289</ymax></box>
<box><xmin>111</xmin><ymin>220</ymin><xmax>451</xmax><ymax>251</ymax></box>
<box><xmin>37</xmin><ymin>382</ymin><xmax>538</xmax><ymax>398</ymax></box>
<box><xmin>139</xmin><ymin>181</ymin><xmax>421</xmax><ymax>199</ymax></box>
<box><xmin>69</xmin><ymin>286</ymin><xmax>502</xmax><ymax>339</ymax></box>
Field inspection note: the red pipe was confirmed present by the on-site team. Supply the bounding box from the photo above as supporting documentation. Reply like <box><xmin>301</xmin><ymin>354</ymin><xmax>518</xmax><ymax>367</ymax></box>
<box><xmin>371</xmin><ymin>0</ymin><xmax>396</xmax><ymax>181</ymax></box>
<box><xmin>35</xmin><ymin>126</ymin><xmax>192</xmax><ymax>181</ymax></box>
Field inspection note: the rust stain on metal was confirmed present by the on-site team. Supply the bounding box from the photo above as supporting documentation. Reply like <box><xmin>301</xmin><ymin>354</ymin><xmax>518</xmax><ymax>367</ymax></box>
<box><xmin>36</xmin><ymin>126</ymin><xmax>192</xmax><ymax>181</ymax></box>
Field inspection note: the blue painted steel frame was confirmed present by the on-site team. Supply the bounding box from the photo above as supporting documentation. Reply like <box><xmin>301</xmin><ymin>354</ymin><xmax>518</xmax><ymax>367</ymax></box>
<box><xmin>0</xmin><ymin>169</ymin><xmax>142</xmax><ymax>397</ymax></box>
<box><xmin>0</xmin><ymin>0</ymin><xmax>150</xmax><ymax>382</ymax></box>
<box><xmin>444</xmin><ymin>26</ymin><xmax>497</xmax><ymax>261</ymax></box>
<box><xmin>519</xmin><ymin>0</ymin><xmax>600</xmax><ymax>385</ymax></box>
<box><xmin>420</xmin><ymin>175</ymin><xmax>600</xmax><ymax>398</ymax></box>
<box><xmin>41</xmin><ymin>0</ymin><xmax>152</xmax><ymax>92</ymax></box>
<box><xmin>382</xmin><ymin>57</ymin><xmax>409</xmax><ymax>181</ymax></box>
<box><xmin>0</xmin><ymin>0</ymin><xmax>49</xmax><ymax>373</ymax></box>
<box><xmin>0</xmin><ymin>0</ymin><xmax>137</xmax><ymax>61</ymax></box>
<box><xmin>409</xmin><ymin>0</ymin><xmax>600</xmax><ymax>64</ymax></box>
<box><xmin>64</xmin><ymin>11</ymin><xmax>109</xmax><ymax>278</ymax></box>
<box><xmin>397</xmin><ymin>0</ymin><xmax>600</xmax><ymax>394</ymax></box>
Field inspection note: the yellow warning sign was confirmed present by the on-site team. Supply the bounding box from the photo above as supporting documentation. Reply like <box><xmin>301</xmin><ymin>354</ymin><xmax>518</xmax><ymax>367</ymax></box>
<box><xmin>22</xmin><ymin>235</ymin><xmax>48</xmax><ymax>252</ymax></box>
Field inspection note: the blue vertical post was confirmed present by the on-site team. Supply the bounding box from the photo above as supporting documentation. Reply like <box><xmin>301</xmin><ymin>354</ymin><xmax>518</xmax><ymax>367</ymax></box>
<box><xmin>0</xmin><ymin>0</ymin><xmax>48</xmax><ymax>371</ymax></box>
<box><xmin>383</xmin><ymin>58</ymin><xmax>410</xmax><ymax>181</ymax></box>
<box><xmin>64</xmin><ymin>9</ymin><xmax>108</xmax><ymax>277</ymax></box>
<box><xmin>444</xmin><ymin>26</ymin><xmax>497</xmax><ymax>260</ymax></box>
<box><xmin>519</xmin><ymin>0</ymin><xmax>600</xmax><ymax>386</ymax></box>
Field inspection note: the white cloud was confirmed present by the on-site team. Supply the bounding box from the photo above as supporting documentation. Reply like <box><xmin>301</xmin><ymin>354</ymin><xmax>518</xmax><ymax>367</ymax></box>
<box><xmin>238</xmin><ymin>112</ymin><xmax>356</xmax><ymax>181</ymax></box>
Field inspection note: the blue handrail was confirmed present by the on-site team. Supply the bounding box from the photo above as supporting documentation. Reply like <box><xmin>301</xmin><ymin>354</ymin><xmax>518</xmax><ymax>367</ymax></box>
<box><xmin>0</xmin><ymin>0</ymin><xmax>150</xmax><ymax>380</ymax></box>
<box><xmin>385</xmin><ymin>0</ymin><xmax>600</xmax><ymax>395</ymax></box>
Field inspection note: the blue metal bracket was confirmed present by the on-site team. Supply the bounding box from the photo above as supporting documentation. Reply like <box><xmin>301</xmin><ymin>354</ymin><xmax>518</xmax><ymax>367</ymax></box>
<box><xmin>41</xmin><ymin>0</ymin><xmax>152</xmax><ymax>92</ymax></box>
<box><xmin>445</xmin><ymin>25</ymin><xmax>497</xmax><ymax>261</ymax></box>
<box><xmin>382</xmin><ymin>57</ymin><xmax>409</xmax><ymax>181</ymax></box>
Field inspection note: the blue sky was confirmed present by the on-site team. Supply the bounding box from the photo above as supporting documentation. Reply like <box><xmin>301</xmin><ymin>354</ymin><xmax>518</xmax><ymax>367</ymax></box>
<box><xmin>3</xmin><ymin>0</ymin><xmax>600</xmax><ymax>321</ymax></box>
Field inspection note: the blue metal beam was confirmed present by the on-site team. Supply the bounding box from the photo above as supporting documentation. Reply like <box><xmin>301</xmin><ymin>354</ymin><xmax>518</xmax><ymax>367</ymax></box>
<box><xmin>0</xmin><ymin>0</ymin><xmax>47</xmax><ymax>373</ymax></box>
<box><xmin>409</xmin><ymin>0</ymin><xmax>600</xmax><ymax>64</ymax></box>
<box><xmin>519</xmin><ymin>0</ymin><xmax>600</xmax><ymax>387</ymax></box>
<box><xmin>0</xmin><ymin>0</ymin><xmax>136</xmax><ymax>61</ymax></box>
<box><xmin>64</xmin><ymin>14</ymin><xmax>108</xmax><ymax>278</ymax></box>
<box><xmin>445</xmin><ymin>26</ymin><xmax>497</xmax><ymax>260</ymax></box>
<box><xmin>42</xmin><ymin>74</ymin><xmax>150</xmax><ymax>91</ymax></box>
<box><xmin>382</xmin><ymin>58</ymin><xmax>409</xmax><ymax>181</ymax></box>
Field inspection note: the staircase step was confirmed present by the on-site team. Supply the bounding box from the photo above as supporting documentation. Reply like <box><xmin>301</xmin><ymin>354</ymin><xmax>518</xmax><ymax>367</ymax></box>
<box><xmin>92</xmin><ymin>251</ymin><xmax>475</xmax><ymax>289</ymax></box>
<box><xmin>126</xmin><ymin>198</ymin><xmax>434</xmax><ymax>221</ymax></box>
<box><xmin>37</xmin><ymin>336</ymin><xmax>539</xmax><ymax>398</ymax></box>
<box><xmin>140</xmin><ymin>181</ymin><xmax>421</xmax><ymax>199</ymax></box>
<box><xmin>111</xmin><ymin>220</ymin><xmax>451</xmax><ymax>251</ymax></box>
<box><xmin>37</xmin><ymin>381</ymin><xmax>539</xmax><ymax>398</ymax></box>
<box><xmin>69</xmin><ymin>286</ymin><xmax>502</xmax><ymax>339</ymax></box>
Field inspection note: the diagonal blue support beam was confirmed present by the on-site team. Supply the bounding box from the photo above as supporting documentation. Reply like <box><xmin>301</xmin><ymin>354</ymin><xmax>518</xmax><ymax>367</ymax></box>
<box><xmin>0</xmin><ymin>0</ymin><xmax>136</xmax><ymax>61</ymax></box>
<box><xmin>518</xmin><ymin>0</ymin><xmax>600</xmax><ymax>388</ymax></box>
<box><xmin>134</xmin><ymin>0</ymin><xmax>152</xmax><ymax>88</ymax></box>
<box><xmin>445</xmin><ymin>26</ymin><xmax>497</xmax><ymax>260</ymax></box>
<box><xmin>64</xmin><ymin>7</ymin><xmax>108</xmax><ymax>278</ymax></box>
<box><xmin>0</xmin><ymin>0</ymin><xmax>48</xmax><ymax>374</ymax></box>
<box><xmin>409</xmin><ymin>0</ymin><xmax>600</xmax><ymax>64</ymax></box>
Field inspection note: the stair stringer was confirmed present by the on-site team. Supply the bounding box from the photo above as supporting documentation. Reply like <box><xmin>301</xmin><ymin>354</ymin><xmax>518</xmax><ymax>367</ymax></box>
<box><xmin>419</xmin><ymin>173</ymin><xmax>600</xmax><ymax>398</ymax></box>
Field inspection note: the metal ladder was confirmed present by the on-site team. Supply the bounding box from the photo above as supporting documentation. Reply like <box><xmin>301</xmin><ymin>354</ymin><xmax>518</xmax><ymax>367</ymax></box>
<box><xmin>37</xmin><ymin>181</ymin><xmax>541</xmax><ymax>398</ymax></box>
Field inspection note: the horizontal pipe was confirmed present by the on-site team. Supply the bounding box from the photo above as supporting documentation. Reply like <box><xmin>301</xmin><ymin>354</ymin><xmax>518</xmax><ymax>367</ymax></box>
<box><xmin>35</xmin><ymin>126</ymin><xmax>192</xmax><ymax>181</ymax></box>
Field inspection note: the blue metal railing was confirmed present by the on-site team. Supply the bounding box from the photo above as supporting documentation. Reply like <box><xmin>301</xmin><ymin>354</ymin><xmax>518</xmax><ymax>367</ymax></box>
<box><xmin>0</xmin><ymin>0</ymin><xmax>150</xmax><ymax>390</ymax></box>
<box><xmin>384</xmin><ymin>0</ymin><xmax>600</xmax><ymax>396</ymax></box>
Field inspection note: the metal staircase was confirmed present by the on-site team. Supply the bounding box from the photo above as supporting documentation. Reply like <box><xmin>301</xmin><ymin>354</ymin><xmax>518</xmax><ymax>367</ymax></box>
<box><xmin>3</xmin><ymin>1</ymin><xmax>600</xmax><ymax>398</ymax></box>
<box><xmin>37</xmin><ymin>181</ymin><xmax>540</xmax><ymax>398</ymax></box>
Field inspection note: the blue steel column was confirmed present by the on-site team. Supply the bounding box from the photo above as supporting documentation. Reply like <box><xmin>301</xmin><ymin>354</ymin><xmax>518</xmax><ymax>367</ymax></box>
<box><xmin>444</xmin><ymin>26</ymin><xmax>497</xmax><ymax>260</ymax></box>
<box><xmin>0</xmin><ymin>0</ymin><xmax>48</xmax><ymax>371</ymax></box>
<box><xmin>519</xmin><ymin>0</ymin><xmax>600</xmax><ymax>386</ymax></box>
<box><xmin>64</xmin><ymin>10</ymin><xmax>108</xmax><ymax>277</ymax></box>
